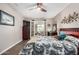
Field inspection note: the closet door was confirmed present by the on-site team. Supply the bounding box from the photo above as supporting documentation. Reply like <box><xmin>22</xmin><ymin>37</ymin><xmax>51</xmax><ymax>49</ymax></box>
<box><xmin>22</xmin><ymin>21</ymin><xmax>30</xmax><ymax>40</ymax></box>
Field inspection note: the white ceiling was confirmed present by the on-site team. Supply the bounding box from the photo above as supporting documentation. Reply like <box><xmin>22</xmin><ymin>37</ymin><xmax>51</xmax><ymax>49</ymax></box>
<box><xmin>9</xmin><ymin>3</ymin><xmax>69</xmax><ymax>18</ymax></box>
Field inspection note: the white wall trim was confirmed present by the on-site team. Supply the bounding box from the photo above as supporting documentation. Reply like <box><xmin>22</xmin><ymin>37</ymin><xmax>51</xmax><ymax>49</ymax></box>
<box><xmin>0</xmin><ymin>40</ymin><xmax>22</xmax><ymax>55</ymax></box>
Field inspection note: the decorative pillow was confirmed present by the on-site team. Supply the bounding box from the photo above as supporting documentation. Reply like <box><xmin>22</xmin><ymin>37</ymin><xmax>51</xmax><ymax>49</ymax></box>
<box><xmin>59</xmin><ymin>31</ymin><xmax>66</xmax><ymax>40</ymax></box>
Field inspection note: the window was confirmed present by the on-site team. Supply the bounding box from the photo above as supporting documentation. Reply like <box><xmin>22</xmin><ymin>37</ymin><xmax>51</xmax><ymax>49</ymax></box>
<box><xmin>37</xmin><ymin>24</ymin><xmax>44</xmax><ymax>32</ymax></box>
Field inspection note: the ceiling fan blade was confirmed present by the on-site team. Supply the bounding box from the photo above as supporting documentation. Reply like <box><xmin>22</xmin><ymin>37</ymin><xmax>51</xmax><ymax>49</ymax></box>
<box><xmin>27</xmin><ymin>6</ymin><xmax>37</xmax><ymax>10</ymax></box>
<box><xmin>36</xmin><ymin>3</ymin><xmax>47</xmax><ymax>12</ymax></box>
<box><xmin>41</xmin><ymin>8</ymin><xmax>47</xmax><ymax>12</ymax></box>
<box><xmin>27</xmin><ymin>3</ymin><xmax>47</xmax><ymax>12</ymax></box>
<box><xmin>37</xmin><ymin>3</ymin><xmax>42</xmax><ymax>5</ymax></box>
<box><xmin>25</xmin><ymin>3</ymin><xmax>37</xmax><ymax>10</ymax></box>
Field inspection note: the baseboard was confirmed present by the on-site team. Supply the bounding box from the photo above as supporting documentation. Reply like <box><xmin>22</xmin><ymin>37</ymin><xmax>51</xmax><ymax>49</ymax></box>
<box><xmin>0</xmin><ymin>40</ymin><xmax>22</xmax><ymax>54</ymax></box>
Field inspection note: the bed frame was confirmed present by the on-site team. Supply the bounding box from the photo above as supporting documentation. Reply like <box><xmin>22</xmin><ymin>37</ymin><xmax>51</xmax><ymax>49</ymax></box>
<box><xmin>60</xmin><ymin>28</ymin><xmax>79</xmax><ymax>38</ymax></box>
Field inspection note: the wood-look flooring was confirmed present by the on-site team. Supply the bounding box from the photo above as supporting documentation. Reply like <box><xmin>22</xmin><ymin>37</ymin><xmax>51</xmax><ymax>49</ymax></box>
<box><xmin>2</xmin><ymin>40</ymin><xmax>28</xmax><ymax>55</ymax></box>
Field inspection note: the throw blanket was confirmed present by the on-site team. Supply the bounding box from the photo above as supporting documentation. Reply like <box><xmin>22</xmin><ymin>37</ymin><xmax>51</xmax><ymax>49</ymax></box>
<box><xmin>19</xmin><ymin>36</ymin><xmax>79</xmax><ymax>55</ymax></box>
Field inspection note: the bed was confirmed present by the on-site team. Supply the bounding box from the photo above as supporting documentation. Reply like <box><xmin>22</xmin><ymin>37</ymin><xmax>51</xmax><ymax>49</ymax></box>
<box><xmin>19</xmin><ymin>35</ymin><xmax>79</xmax><ymax>55</ymax></box>
<box><xmin>60</xmin><ymin>28</ymin><xmax>79</xmax><ymax>54</ymax></box>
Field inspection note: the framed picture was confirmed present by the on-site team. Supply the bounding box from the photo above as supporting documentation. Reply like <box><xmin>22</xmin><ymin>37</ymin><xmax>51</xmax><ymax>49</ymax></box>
<box><xmin>52</xmin><ymin>24</ymin><xmax>57</xmax><ymax>32</ymax></box>
<box><xmin>0</xmin><ymin>10</ymin><xmax>15</xmax><ymax>26</ymax></box>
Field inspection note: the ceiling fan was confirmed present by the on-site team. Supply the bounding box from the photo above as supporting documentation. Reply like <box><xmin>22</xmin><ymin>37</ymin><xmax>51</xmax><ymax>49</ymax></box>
<box><xmin>28</xmin><ymin>3</ymin><xmax>47</xmax><ymax>12</ymax></box>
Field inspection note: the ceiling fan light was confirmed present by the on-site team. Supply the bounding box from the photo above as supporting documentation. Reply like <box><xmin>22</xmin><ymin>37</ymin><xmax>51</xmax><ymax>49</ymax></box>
<box><xmin>37</xmin><ymin>7</ymin><xmax>41</xmax><ymax>10</ymax></box>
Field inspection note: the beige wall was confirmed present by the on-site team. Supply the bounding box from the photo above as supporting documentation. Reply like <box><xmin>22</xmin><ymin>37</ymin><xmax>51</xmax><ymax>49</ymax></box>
<box><xmin>53</xmin><ymin>3</ymin><xmax>79</xmax><ymax>34</ymax></box>
<box><xmin>0</xmin><ymin>4</ymin><xmax>23</xmax><ymax>54</ymax></box>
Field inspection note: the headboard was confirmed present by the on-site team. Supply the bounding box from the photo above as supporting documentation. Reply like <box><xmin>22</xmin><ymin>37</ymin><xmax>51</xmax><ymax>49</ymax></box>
<box><xmin>60</xmin><ymin>28</ymin><xmax>79</xmax><ymax>38</ymax></box>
